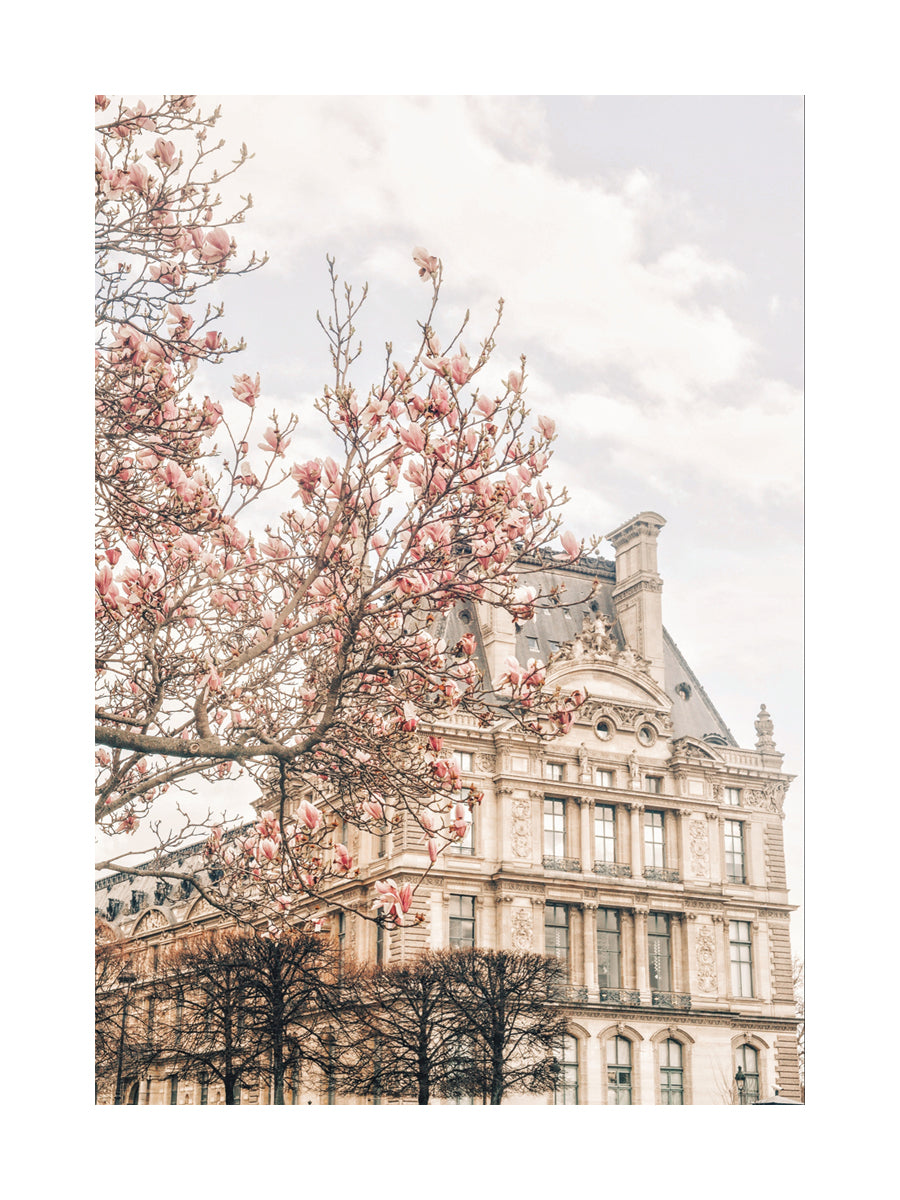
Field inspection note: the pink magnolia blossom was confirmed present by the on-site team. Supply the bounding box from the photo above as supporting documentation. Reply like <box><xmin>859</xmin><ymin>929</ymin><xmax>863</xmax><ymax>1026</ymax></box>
<box><xmin>561</xmin><ymin>530</ymin><xmax>581</xmax><ymax>561</ymax></box>
<box><xmin>232</xmin><ymin>373</ymin><xmax>261</xmax><ymax>407</ymax></box>
<box><xmin>198</xmin><ymin>228</ymin><xmax>232</xmax><ymax>263</ymax></box>
<box><xmin>427</xmin><ymin>838</ymin><xmax>439</xmax><ymax>863</ymax></box>
<box><xmin>476</xmin><ymin>394</ymin><xmax>496</xmax><ymax>417</ymax></box>
<box><xmin>334</xmin><ymin>844</ymin><xmax>353</xmax><ymax>872</ymax></box>
<box><xmin>149</xmin><ymin>137</ymin><xmax>177</xmax><ymax>167</ymax></box>
<box><xmin>298</xmin><ymin>800</ymin><xmax>322</xmax><ymax>831</ymax></box>
<box><xmin>450</xmin><ymin>354</ymin><xmax>472</xmax><ymax>386</ymax></box>
<box><xmin>258</xmin><ymin>426</ymin><xmax>291</xmax><ymax>456</ymax></box>
<box><xmin>413</xmin><ymin>246</ymin><xmax>439</xmax><ymax>279</ymax></box>
<box><xmin>363</xmin><ymin>798</ymin><xmax>385</xmax><ymax>822</ymax></box>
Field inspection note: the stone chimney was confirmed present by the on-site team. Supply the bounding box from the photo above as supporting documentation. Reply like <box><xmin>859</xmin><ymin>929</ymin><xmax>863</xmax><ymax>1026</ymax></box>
<box><xmin>477</xmin><ymin>600</ymin><xmax>518</xmax><ymax>690</ymax></box>
<box><xmin>605</xmin><ymin>511</ymin><xmax>666</xmax><ymax>687</ymax></box>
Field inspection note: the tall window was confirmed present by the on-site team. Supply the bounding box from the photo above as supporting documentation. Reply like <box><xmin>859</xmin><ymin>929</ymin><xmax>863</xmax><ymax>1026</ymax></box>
<box><xmin>450</xmin><ymin>806</ymin><xmax>475</xmax><ymax>855</ymax></box>
<box><xmin>594</xmin><ymin>804</ymin><xmax>616</xmax><ymax>863</ymax></box>
<box><xmin>729</xmin><ymin>920</ymin><xmax>753</xmax><ymax>997</ymax></box>
<box><xmin>169</xmin><ymin>1075</ymin><xmax>179</xmax><ymax>1105</ymax></box>
<box><xmin>199</xmin><ymin>1075</ymin><xmax>209</xmax><ymax>1106</ymax></box>
<box><xmin>659</xmin><ymin>1039</ymin><xmax>684</xmax><ymax>1104</ymax></box>
<box><xmin>544</xmin><ymin>798</ymin><xmax>566</xmax><ymax>857</ymax></box>
<box><xmin>607</xmin><ymin>1036</ymin><xmax>632</xmax><ymax>1104</ymax></box>
<box><xmin>596</xmin><ymin>908</ymin><xmax>621</xmax><ymax>989</ymax></box>
<box><xmin>449</xmin><ymin>894</ymin><xmax>476</xmax><ymax>949</ymax></box>
<box><xmin>449</xmin><ymin>1037</ymin><xmax>475</xmax><ymax>1104</ymax></box>
<box><xmin>545</xmin><ymin>903</ymin><xmax>569</xmax><ymax>961</ymax></box>
<box><xmin>553</xmin><ymin>1035</ymin><xmax>579</xmax><ymax>1104</ymax></box>
<box><xmin>724</xmin><ymin>820</ymin><xmax>746</xmax><ymax>883</ymax></box>
<box><xmin>644</xmin><ymin>811</ymin><xmax>665</xmax><ymax>869</ymax></box>
<box><xmin>724</xmin><ymin>787</ymin><xmax>742</xmax><ymax>806</ymax></box>
<box><xmin>231</xmin><ymin>1080</ymin><xmax>242</xmax><ymax>1105</ymax></box>
<box><xmin>454</xmin><ymin>750</ymin><xmax>473</xmax><ymax>773</ymax></box>
<box><xmin>545</xmin><ymin>761</ymin><xmax>565</xmax><ymax>782</ymax></box>
<box><xmin>376</xmin><ymin>920</ymin><xmax>385</xmax><ymax>965</ymax></box>
<box><xmin>596</xmin><ymin>769</ymin><xmax>614</xmax><ymax>787</ymax></box>
<box><xmin>645</xmin><ymin>775</ymin><xmax>662</xmax><ymax>794</ymax></box>
<box><xmin>648</xmin><ymin>913</ymin><xmax>672</xmax><ymax>991</ymax></box>
<box><xmin>736</xmin><ymin>1044</ymin><xmax>760</xmax><ymax>1103</ymax></box>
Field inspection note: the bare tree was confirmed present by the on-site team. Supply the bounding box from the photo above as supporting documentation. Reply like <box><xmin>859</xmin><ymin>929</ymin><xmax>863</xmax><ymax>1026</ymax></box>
<box><xmin>95</xmin><ymin>933</ymin><xmax>147</xmax><ymax>1101</ymax></box>
<box><xmin>437</xmin><ymin>949</ymin><xmax>570</xmax><ymax>1105</ymax></box>
<box><xmin>336</xmin><ymin>951</ymin><xmax>473</xmax><ymax>1105</ymax></box>
<box><xmin>144</xmin><ymin>929</ymin><xmax>268</xmax><ymax>1104</ymax></box>
<box><xmin>793</xmin><ymin>954</ymin><xmax>804</xmax><ymax>1101</ymax></box>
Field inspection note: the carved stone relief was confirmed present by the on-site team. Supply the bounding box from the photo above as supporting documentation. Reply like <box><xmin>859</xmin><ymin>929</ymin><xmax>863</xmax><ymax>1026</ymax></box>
<box><xmin>695</xmin><ymin>925</ymin><xmax>717</xmax><ymax>993</ymax></box>
<box><xmin>744</xmin><ymin>782</ymin><xmax>785</xmax><ymax>814</ymax></box>
<box><xmin>134</xmin><ymin>909</ymin><xmax>169</xmax><ymax>932</ymax></box>
<box><xmin>511</xmin><ymin>798</ymin><xmax>533</xmax><ymax>858</ymax></box>
<box><xmin>688</xmin><ymin>816</ymin><xmax>710</xmax><ymax>878</ymax></box>
<box><xmin>475</xmin><ymin>753</ymin><xmax>495</xmax><ymax>774</ymax></box>
<box><xmin>511</xmin><ymin>906</ymin><xmax>534</xmax><ymax>952</ymax></box>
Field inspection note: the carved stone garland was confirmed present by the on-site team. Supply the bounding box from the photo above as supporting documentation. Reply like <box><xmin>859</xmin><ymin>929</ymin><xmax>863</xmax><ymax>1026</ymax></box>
<box><xmin>688</xmin><ymin>816</ymin><xmax>710</xmax><ymax>878</ymax></box>
<box><xmin>695</xmin><ymin>924</ymin><xmax>717</xmax><ymax>993</ymax></box>
<box><xmin>511</xmin><ymin>907</ymin><xmax>534</xmax><ymax>952</ymax></box>
<box><xmin>511</xmin><ymin>798</ymin><xmax>533</xmax><ymax>858</ymax></box>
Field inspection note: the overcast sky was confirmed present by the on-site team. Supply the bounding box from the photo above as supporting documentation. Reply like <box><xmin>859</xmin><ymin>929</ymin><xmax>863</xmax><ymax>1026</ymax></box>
<box><xmin>98</xmin><ymin>94</ymin><xmax>804</xmax><ymax>942</ymax></box>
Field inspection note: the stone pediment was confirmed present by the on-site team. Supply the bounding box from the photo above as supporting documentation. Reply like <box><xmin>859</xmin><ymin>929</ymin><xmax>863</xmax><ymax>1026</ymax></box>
<box><xmin>670</xmin><ymin>736</ymin><xmax>726</xmax><ymax>763</ymax></box>
<box><xmin>549</xmin><ymin>659</ymin><xmax>672</xmax><ymax>717</ymax></box>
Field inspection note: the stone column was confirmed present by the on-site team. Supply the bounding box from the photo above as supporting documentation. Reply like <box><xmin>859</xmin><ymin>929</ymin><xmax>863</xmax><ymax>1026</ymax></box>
<box><xmin>629</xmin><ymin>802</ymin><xmax>645</xmax><ymax>878</ymax></box>
<box><xmin>532</xmin><ymin>897</ymin><xmax>545</xmax><ymax>958</ymax></box>
<box><xmin>621</xmin><ymin>909</ymin><xmax>635</xmax><ymax>990</ymax></box>
<box><xmin>633</xmin><ymin>906</ymin><xmax>650</xmax><ymax>998</ymax></box>
<box><xmin>713</xmin><ymin>914</ymin><xmax>729</xmax><ymax>996</ymax></box>
<box><xmin>671</xmin><ymin>914</ymin><xmax>684</xmax><ymax>994</ymax></box>
<box><xmin>479</xmin><ymin>888</ymin><xmax>497</xmax><ymax>951</ymax></box>
<box><xmin>677</xmin><ymin>809</ymin><xmax>691</xmax><ymax>881</ymax></box>
<box><xmin>584</xmin><ymin>902</ymin><xmax>598</xmax><ymax>993</ymax></box>
<box><xmin>580</xmin><ymin>799</ymin><xmax>593</xmax><ymax>872</ymax></box>
<box><xmin>707</xmin><ymin>812</ymin><xmax>722</xmax><ymax>883</ymax></box>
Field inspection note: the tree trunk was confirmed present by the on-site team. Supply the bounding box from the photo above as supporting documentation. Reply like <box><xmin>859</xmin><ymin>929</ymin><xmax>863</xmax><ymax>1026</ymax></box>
<box><xmin>490</xmin><ymin>1047</ymin><xmax>504</xmax><ymax>1105</ymax></box>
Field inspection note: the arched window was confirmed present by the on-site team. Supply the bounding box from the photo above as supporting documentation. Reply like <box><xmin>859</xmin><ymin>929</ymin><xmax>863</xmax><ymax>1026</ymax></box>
<box><xmin>607</xmin><ymin>1035</ymin><xmax>632</xmax><ymax>1104</ymax></box>
<box><xmin>736</xmin><ymin>1043</ymin><xmax>760</xmax><ymax>1104</ymax></box>
<box><xmin>659</xmin><ymin>1039</ymin><xmax>684</xmax><ymax>1104</ymax></box>
<box><xmin>553</xmin><ymin>1034</ymin><xmax>579</xmax><ymax>1105</ymax></box>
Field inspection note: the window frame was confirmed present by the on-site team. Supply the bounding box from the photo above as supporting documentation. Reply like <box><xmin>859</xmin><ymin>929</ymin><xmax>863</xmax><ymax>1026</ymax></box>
<box><xmin>594</xmin><ymin>803</ymin><xmax>616</xmax><ymax>863</ymax></box>
<box><xmin>729</xmin><ymin>919</ymin><xmax>754</xmax><ymax>998</ymax></box>
<box><xmin>595</xmin><ymin>768</ymin><xmax>614</xmax><ymax>787</ymax></box>
<box><xmin>659</xmin><ymin>1038</ymin><xmax>684</xmax><ymax>1104</ymax></box>
<box><xmin>449</xmin><ymin>893</ymin><xmax>476</xmax><ymax>949</ymax></box>
<box><xmin>544</xmin><ymin>902</ymin><xmax>569</xmax><ymax>962</ymax></box>
<box><xmin>606</xmin><ymin>1035</ymin><xmax>633</xmax><ymax>1105</ymax></box>
<box><xmin>724</xmin><ymin>786</ymin><xmax>742</xmax><ymax>806</ymax></box>
<box><xmin>596</xmin><ymin>907</ymin><xmax>621</xmax><ymax>989</ymax></box>
<box><xmin>543</xmin><ymin>797</ymin><xmax>567</xmax><ymax>858</ymax></box>
<box><xmin>553</xmin><ymin>1034</ymin><xmax>579</xmax><ymax>1105</ymax></box>
<box><xmin>449</xmin><ymin>804</ymin><xmax>475</xmax><ymax>856</ymax></box>
<box><xmin>644</xmin><ymin>775</ymin><xmax>663</xmax><ymax>794</ymax></box>
<box><xmin>643</xmin><ymin>809</ymin><xmax>666</xmax><ymax>869</ymax></box>
<box><xmin>545</xmin><ymin>761</ymin><xmax>565</xmax><ymax>783</ymax></box>
<box><xmin>648</xmin><ymin>912</ymin><xmax>672</xmax><ymax>992</ymax></box>
<box><xmin>724</xmin><ymin>818</ymin><xmax>746</xmax><ymax>884</ymax></box>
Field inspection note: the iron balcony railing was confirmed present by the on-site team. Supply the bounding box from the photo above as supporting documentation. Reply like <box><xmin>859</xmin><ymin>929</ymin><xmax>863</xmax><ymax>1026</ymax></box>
<box><xmin>651</xmin><ymin>991</ymin><xmax>692</xmax><ymax>1010</ymax></box>
<box><xmin>598</xmin><ymin>988</ymin><xmax>641</xmax><ymax>1005</ymax></box>
<box><xmin>592</xmin><ymin>861</ymin><xmax>632</xmax><ymax>878</ymax></box>
<box><xmin>542</xmin><ymin>855</ymin><xmax>581</xmax><ymax>873</ymax></box>
<box><xmin>644</xmin><ymin>867</ymin><xmax>681</xmax><ymax>883</ymax></box>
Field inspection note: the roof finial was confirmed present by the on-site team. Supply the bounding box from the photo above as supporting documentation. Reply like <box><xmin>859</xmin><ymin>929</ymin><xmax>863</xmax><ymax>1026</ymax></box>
<box><xmin>754</xmin><ymin>703</ymin><xmax>776</xmax><ymax>752</ymax></box>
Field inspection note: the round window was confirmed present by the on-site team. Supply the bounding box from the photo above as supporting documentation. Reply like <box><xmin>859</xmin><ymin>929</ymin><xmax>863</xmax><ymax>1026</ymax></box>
<box><xmin>637</xmin><ymin>724</ymin><xmax>656</xmax><ymax>747</ymax></box>
<box><xmin>595</xmin><ymin>719</ymin><xmax>613</xmax><ymax>741</ymax></box>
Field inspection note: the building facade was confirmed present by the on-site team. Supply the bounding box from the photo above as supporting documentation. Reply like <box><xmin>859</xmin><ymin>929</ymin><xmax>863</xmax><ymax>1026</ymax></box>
<box><xmin>96</xmin><ymin>512</ymin><xmax>800</xmax><ymax>1105</ymax></box>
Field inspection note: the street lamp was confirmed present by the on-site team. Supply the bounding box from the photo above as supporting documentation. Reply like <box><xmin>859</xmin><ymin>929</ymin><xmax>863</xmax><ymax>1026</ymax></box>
<box><xmin>113</xmin><ymin>969</ymin><xmax>137</xmax><ymax>1105</ymax></box>
<box><xmin>734</xmin><ymin>1065</ymin><xmax>746</xmax><ymax>1105</ymax></box>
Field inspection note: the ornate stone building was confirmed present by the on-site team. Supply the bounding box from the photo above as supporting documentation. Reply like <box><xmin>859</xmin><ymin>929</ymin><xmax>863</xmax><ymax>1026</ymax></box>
<box><xmin>96</xmin><ymin>512</ymin><xmax>800</xmax><ymax>1105</ymax></box>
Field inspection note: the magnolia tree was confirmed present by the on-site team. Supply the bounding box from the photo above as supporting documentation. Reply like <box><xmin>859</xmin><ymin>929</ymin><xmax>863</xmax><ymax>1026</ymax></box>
<box><xmin>95</xmin><ymin>95</ymin><xmax>591</xmax><ymax>925</ymax></box>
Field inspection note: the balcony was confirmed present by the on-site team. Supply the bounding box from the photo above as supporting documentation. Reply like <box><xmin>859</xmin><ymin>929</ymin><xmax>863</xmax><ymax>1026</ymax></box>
<box><xmin>644</xmin><ymin>867</ymin><xmax>681</xmax><ymax>883</ymax></box>
<box><xmin>542</xmin><ymin>855</ymin><xmax>581</xmax><ymax>873</ymax></box>
<box><xmin>651</xmin><ymin>991</ymin><xmax>692</xmax><ymax>1010</ymax></box>
<box><xmin>598</xmin><ymin>988</ymin><xmax>641</xmax><ymax>1006</ymax></box>
<box><xmin>592</xmin><ymin>861</ymin><xmax>632</xmax><ymax>878</ymax></box>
